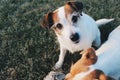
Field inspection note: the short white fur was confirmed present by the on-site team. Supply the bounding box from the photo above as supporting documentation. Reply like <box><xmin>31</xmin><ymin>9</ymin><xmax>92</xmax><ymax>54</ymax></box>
<box><xmin>74</xmin><ymin>25</ymin><xmax>120</xmax><ymax>80</ymax></box>
<box><xmin>54</xmin><ymin>6</ymin><xmax>114</xmax><ymax>69</ymax></box>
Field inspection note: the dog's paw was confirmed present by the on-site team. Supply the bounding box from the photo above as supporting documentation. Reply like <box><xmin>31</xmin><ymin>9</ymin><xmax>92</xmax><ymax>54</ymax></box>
<box><xmin>54</xmin><ymin>62</ymin><xmax>62</xmax><ymax>69</ymax></box>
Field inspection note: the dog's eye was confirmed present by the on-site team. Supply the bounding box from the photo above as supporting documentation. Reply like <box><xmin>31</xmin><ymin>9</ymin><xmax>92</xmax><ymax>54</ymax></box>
<box><xmin>72</xmin><ymin>16</ymin><xmax>78</xmax><ymax>23</ymax></box>
<box><xmin>56</xmin><ymin>23</ymin><xmax>63</xmax><ymax>29</ymax></box>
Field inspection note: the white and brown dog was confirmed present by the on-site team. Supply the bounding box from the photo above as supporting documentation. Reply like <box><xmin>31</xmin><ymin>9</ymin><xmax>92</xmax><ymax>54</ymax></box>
<box><xmin>65</xmin><ymin>48</ymin><xmax>115</xmax><ymax>80</ymax></box>
<box><xmin>66</xmin><ymin>25</ymin><xmax>120</xmax><ymax>80</ymax></box>
<box><xmin>41</xmin><ymin>1</ymin><xmax>114</xmax><ymax>69</ymax></box>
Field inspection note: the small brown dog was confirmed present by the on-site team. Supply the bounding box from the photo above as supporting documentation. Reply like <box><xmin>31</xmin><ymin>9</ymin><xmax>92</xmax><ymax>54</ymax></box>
<box><xmin>65</xmin><ymin>48</ymin><xmax>114</xmax><ymax>80</ymax></box>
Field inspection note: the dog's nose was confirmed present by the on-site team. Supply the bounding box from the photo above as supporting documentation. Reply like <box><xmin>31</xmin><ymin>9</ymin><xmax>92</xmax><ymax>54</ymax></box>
<box><xmin>70</xmin><ymin>33</ymin><xmax>79</xmax><ymax>43</ymax></box>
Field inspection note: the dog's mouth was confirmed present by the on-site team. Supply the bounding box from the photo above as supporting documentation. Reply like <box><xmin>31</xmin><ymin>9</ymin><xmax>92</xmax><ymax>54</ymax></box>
<box><xmin>74</xmin><ymin>40</ymin><xmax>80</xmax><ymax>44</ymax></box>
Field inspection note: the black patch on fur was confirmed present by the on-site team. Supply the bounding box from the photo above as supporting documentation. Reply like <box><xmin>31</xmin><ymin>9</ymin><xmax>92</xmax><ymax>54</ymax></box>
<box><xmin>41</xmin><ymin>12</ymin><xmax>54</xmax><ymax>29</ymax></box>
<box><xmin>67</xmin><ymin>1</ymin><xmax>83</xmax><ymax>15</ymax></box>
<box><xmin>47</xmin><ymin>12</ymin><xmax>54</xmax><ymax>28</ymax></box>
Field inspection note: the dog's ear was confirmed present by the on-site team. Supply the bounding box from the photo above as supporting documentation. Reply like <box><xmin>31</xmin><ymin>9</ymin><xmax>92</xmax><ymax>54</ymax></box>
<box><xmin>82</xmin><ymin>48</ymin><xmax>97</xmax><ymax>65</ymax></box>
<box><xmin>85</xmin><ymin>48</ymin><xmax>96</xmax><ymax>59</ymax></box>
<box><xmin>66</xmin><ymin>1</ymin><xmax>83</xmax><ymax>15</ymax></box>
<box><xmin>40</xmin><ymin>12</ymin><xmax>54</xmax><ymax>29</ymax></box>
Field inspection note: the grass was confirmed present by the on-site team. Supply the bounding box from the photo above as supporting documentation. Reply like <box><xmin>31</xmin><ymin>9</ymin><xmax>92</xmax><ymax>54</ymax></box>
<box><xmin>0</xmin><ymin>0</ymin><xmax>120</xmax><ymax>80</ymax></box>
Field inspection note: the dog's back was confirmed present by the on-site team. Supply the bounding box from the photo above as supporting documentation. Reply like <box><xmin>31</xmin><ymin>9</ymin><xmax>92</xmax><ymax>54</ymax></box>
<box><xmin>92</xmin><ymin>25</ymin><xmax>120</xmax><ymax>79</ymax></box>
<box><xmin>95</xmin><ymin>25</ymin><xmax>120</xmax><ymax>56</ymax></box>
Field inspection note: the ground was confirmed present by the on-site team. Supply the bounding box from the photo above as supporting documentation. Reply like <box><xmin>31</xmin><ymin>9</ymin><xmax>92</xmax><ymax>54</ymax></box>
<box><xmin>0</xmin><ymin>0</ymin><xmax>120</xmax><ymax>80</ymax></box>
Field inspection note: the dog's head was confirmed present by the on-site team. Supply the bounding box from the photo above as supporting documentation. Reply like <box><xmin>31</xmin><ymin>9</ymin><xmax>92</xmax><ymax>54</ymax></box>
<box><xmin>41</xmin><ymin>1</ymin><xmax>83</xmax><ymax>44</ymax></box>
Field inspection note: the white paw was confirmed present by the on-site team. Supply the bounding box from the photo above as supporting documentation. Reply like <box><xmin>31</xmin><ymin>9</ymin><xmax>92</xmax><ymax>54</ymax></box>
<box><xmin>54</xmin><ymin>62</ymin><xmax>62</xmax><ymax>69</ymax></box>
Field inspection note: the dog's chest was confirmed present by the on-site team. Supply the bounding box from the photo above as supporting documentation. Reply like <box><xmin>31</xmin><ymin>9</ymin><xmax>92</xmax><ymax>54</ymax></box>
<box><xmin>59</xmin><ymin>39</ymin><xmax>91</xmax><ymax>53</ymax></box>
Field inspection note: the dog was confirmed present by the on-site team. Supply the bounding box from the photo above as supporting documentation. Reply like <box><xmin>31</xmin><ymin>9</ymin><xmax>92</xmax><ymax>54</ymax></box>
<box><xmin>66</xmin><ymin>25</ymin><xmax>120</xmax><ymax>80</ymax></box>
<box><xmin>41</xmin><ymin>1</ymin><xmax>114</xmax><ymax>69</ymax></box>
<box><xmin>65</xmin><ymin>48</ymin><xmax>114</xmax><ymax>80</ymax></box>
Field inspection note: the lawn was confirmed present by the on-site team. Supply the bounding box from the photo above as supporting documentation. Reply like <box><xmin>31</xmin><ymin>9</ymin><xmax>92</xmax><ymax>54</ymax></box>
<box><xmin>0</xmin><ymin>0</ymin><xmax>120</xmax><ymax>80</ymax></box>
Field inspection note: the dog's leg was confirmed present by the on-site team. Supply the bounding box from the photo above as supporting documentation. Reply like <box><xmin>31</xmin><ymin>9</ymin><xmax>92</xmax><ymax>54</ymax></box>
<box><xmin>55</xmin><ymin>46</ymin><xmax>67</xmax><ymax>69</ymax></box>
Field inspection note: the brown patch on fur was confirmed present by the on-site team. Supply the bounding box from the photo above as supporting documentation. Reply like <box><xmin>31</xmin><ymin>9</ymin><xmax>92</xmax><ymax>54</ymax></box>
<box><xmin>66</xmin><ymin>1</ymin><xmax>83</xmax><ymax>12</ymax></box>
<box><xmin>65</xmin><ymin>48</ymin><xmax>97</xmax><ymax>80</ymax></box>
<box><xmin>64</xmin><ymin>1</ymin><xmax>83</xmax><ymax>18</ymax></box>
<box><xmin>41</xmin><ymin>11</ymin><xmax>59</xmax><ymax>29</ymax></box>
<box><xmin>82</xmin><ymin>69</ymin><xmax>115</xmax><ymax>80</ymax></box>
<box><xmin>51</xmin><ymin>11</ymin><xmax>63</xmax><ymax>35</ymax></box>
<box><xmin>41</xmin><ymin>10</ymin><xmax>63</xmax><ymax>35</ymax></box>
<box><xmin>81</xmin><ymin>48</ymin><xmax>97</xmax><ymax>65</ymax></box>
<box><xmin>64</xmin><ymin>3</ymin><xmax>74</xmax><ymax>17</ymax></box>
<box><xmin>52</xmin><ymin>11</ymin><xmax>59</xmax><ymax>23</ymax></box>
<box><xmin>65</xmin><ymin>48</ymin><xmax>114</xmax><ymax>80</ymax></box>
<box><xmin>51</xmin><ymin>11</ymin><xmax>62</xmax><ymax>35</ymax></box>
<box><xmin>41</xmin><ymin>12</ymin><xmax>53</xmax><ymax>28</ymax></box>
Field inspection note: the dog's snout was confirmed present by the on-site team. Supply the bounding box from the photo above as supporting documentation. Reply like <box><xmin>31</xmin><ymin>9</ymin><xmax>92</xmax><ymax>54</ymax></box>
<box><xmin>70</xmin><ymin>33</ymin><xmax>79</xmax><ymax>43</ymax></box>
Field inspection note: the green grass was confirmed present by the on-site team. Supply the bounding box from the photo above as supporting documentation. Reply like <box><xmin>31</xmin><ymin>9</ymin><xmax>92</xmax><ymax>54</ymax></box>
<box><xmin>0</xmin><ymin>0</ymin><xmax>120</xmax><ymax>80</ymax></box>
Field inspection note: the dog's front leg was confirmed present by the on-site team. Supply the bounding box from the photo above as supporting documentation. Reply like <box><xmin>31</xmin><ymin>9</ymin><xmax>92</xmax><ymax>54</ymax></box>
<box><xmin>55</xmin><ymin>46</ymin><xmax>67</xmax><ymax>69</ymax></box>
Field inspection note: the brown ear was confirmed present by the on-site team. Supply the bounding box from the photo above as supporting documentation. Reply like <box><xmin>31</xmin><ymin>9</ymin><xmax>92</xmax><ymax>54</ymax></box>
<box><xmin>85</xmin><ymin>48</ymin><xmax>96</xmax><ymax>58</ymax></box>
<box><xmin>40</xmin><ymin>12</ymin><xmax>54</xmax><ymax>29</ymax></box>
<box><xmin>66</xmin><ymin>1</ymin><xmax>83</xmax><ymax>14</ymax></box>
<box><xmin>83</xmin><ymin>48</ymin><xmax>97</xmax><ymax>65</ymax></box>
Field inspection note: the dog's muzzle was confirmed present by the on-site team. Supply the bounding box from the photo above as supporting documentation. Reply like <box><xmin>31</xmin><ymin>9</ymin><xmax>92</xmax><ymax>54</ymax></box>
<box><xmin>70</xmin><ymin>33</ymin><xmax>80</xmax><ymax>43</ymax></box>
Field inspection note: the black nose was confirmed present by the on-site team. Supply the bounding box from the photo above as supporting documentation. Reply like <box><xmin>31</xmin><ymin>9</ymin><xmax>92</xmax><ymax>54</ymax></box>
<box><xmin>70</xmin><ymin>33</ymin><xmax>79</xmax><ymax>42</ymax></box>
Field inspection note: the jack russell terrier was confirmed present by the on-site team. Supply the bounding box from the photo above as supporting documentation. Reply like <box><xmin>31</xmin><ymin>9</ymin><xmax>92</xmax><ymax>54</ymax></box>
<box><xmin>41</xmin><ymin>1</ymin><xmax>114</xmax><ymax>69</ymax></box>
<box><xmin>65</xmin><ymin>48</ymin><xmax>115</xmax><ymax>80</ymax></box>
<box><xmin>66</xmin><ymin>25</ymin><xmax>120</xmax><ymax>80</ymax></box>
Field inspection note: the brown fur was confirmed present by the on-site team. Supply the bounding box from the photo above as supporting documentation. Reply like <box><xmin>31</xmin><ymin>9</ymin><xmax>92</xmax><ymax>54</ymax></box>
<box><xmin>66</xmin><ymin>1</ymin><xmax>83</xmax><ymax>12</ymax></box>
<box><xmin>41</xmin><ymin>11</ymin><xmax>59</xmax><ymax>29</ymax></box>
<box><xmin>41</xmin><ymin>1</ymin><xmax>83</xmax><ymax>29</ymax></box>
<box><xmin>65</xmin><ymin>48</ymin><xmax>114</xmax><ymax>80</ymax></box>
<box><xmin>82</xmin><ymin>69</ymin><xmax>115</xmax><ymax>80</ymax></box>
<box><xmin>52</xmin><ymin>11</ymin><xmax>59</xmax><ymax>23</ymax></box>
<box><xmin>41</xmin><ymin>12</ymin><xmax>53</xmax><ymax>28</ymax></box>
<box><xmin>50</xmin><ymin>11</ymin><xmax>62</xmax><ymax>35</ymax></box>
<box><xmin>65</xmin><ymin>48</ymin><xmax>97</xmax><ymax>80</ymax></box>
<box><xmin>64</xmin><ymin>3</ymin><xmax>74</xmax><ymax>18</ymax></box>
<box><xmin>81</xmin><ymin>48</ymin><xmax>97</xmax><ymax>65</ymax></box>
<box><xmin>41</xmin><ymin>10</ymin><xmax>63</xmax><ymax>35</ymax></box>
<box><xmin>64</xmin><ymin>1</ymin><xmax>83</xmax><ymax>19</ymax></box>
